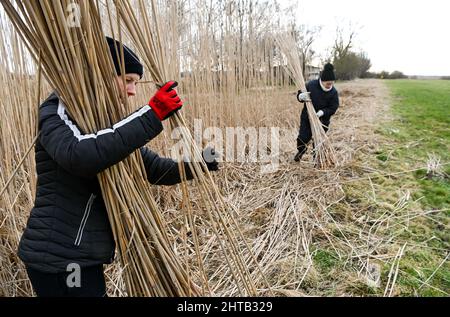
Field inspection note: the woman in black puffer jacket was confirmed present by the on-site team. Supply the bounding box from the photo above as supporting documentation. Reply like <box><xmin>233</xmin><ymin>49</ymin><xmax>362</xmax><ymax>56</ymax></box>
<box><xmin>19</xmin><ymin>37</ymin><xmax>218</xmax><ymax>297</ymax></box>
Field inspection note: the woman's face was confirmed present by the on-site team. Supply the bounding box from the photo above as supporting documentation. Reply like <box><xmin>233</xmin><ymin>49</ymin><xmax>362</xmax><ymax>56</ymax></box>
<box><xmin>115</xmin><ymin>73</ymin><xmax>140</xmax><ymax>99</ymax></box>
<box><xmin>322</xmin><ymin>81</ymin><xmax>334</xmax><ymax>90</ymax></box>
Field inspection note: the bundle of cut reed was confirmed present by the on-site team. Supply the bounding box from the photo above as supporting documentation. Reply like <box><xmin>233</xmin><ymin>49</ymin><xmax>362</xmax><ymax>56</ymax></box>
<box><xmin>275</xmin><ymin>31</ymin><xmax>337</xmax><ymax>169</ymax></box>
<box><xmin>114</xmin><ymin>0</ymin><xmax>270</xmax><ymax>296</ymax></box>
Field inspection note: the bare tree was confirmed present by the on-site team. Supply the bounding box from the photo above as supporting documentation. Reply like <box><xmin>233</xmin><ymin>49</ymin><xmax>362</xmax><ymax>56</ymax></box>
<box><xmin>333</xmin><ymin>24</ymin><xmax>356</xmax><ymax>60</ymax></box>
<box><xmin>331</xmin><ymin>22</ymin><xmax>373</xmax><ymax>80</ymax></box>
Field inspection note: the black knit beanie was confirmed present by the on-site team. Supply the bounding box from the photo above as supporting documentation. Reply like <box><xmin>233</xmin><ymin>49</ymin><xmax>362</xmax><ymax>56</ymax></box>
<box><xmin>320</xmin><ymin>63</ymin><xmax>336</xmax><ymax>81</ymax></box>
<box><xmin>106</xmin><ymin>36</ymin><xmax>144</xmax><ymax>79</ymax></box>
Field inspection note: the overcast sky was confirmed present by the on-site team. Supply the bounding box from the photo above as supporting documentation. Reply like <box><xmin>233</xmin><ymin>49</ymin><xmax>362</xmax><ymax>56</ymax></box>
<box><xmin>285</xmin><ymin>0</ymin><xmax>449</xmax><ymax>76</ymax></box>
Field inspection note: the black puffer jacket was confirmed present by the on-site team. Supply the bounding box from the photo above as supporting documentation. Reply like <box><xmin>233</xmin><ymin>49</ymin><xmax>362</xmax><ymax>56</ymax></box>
<box><xmin>301</xmin><ymin>79</ymin><xmax>340</xmax><ymax>124</ymax></box>
<box><xmin>18</xmin><ymin>93</ymin><xmax>193</xmax><ymax>273</ymax></box>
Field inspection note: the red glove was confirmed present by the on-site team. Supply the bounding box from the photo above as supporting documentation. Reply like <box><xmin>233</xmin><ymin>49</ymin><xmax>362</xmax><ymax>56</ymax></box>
<box><xmin>148</xmin><ymin>81</ymin><xmax>183</xmax><ymax>121</ymax></box>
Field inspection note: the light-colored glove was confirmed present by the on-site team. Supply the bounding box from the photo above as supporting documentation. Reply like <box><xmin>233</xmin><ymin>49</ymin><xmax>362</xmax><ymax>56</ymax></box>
<box><xmin>297</xmin><ymin>91</ymin><xmax>311</xmax><ymax>103</ymax></box>
<box><xmin>316</xmin><ymin>110</ymin><xmax>324</xmax><ymax>118</ymax></box>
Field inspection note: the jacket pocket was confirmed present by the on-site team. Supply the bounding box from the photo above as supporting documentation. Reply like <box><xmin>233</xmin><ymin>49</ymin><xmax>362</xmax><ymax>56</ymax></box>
<box><xmin>74</xmin><ymin>194</ymin><xmax>96</xmax><ymax>246</ymax></box>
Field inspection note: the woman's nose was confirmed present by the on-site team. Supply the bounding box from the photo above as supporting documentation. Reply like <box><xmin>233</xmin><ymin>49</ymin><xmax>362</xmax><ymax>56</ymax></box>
<box><xmin>127</xmin><ymin>83</ymin><xmax>137</xmax><ymax>96</ymax></box>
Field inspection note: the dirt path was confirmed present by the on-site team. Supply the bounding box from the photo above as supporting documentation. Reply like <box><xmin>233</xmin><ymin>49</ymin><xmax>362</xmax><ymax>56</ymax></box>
<box><xmin>336</xmin><ymin>79</ymin><xmax>391</xmax><ymax>125</ymax></box>
<box><xmin>329</xmin><ymin>79</ymin><xmax>391</xmax><ymax>165</ymax></box>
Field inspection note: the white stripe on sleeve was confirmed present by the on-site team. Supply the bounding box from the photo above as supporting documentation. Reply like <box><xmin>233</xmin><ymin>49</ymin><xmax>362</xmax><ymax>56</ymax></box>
<box><xmin>57</xmin><ymin>100</ymin><xmax>151</xmax><ymax>142</ymax></box>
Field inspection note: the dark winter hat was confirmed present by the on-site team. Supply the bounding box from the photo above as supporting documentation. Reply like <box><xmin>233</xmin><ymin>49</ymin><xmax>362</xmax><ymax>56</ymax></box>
<box><xmin>320</xmin><ymin>63</ymin><xmax>336</xmax><ymax>81</ymax></box>
<box><xmin>106</xmin><ymin>36</ymin><xmax>144</xmax><ymax>79</ymax></box>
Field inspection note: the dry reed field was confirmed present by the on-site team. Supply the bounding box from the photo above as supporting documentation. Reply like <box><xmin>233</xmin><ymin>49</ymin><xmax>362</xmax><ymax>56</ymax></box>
<box><xmin>0</xmin><ymin>1</ymin><xmax>447</xmax><ymax>297</ymax></box>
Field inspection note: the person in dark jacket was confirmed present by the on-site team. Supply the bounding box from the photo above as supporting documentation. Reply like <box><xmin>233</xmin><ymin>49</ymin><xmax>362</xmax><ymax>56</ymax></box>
<box><xmin>294</xmin><ymin>63</ymin><xmax>340</xmax><ymax>162</ymax></box>
<box><xmin>18</xmin><ymin>37</ymin><xmax>219</xmax><ymax>297</ymax></box>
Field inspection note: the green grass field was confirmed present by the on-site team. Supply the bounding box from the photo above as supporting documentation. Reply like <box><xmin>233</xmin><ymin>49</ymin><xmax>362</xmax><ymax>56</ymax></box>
<box><xmin>336</xmin><ymin>80</ymin><xmax>450</xmax><ymax>296</ymax></box>
<box><xmin>385</xmin><ymin>80</ymin><xmax>450</xmax><ymax>210</ymax></box>
<box><xmin>383</xmin><ymin>80</ymin><xmax>449</xmax><ymax>296</ymax></box>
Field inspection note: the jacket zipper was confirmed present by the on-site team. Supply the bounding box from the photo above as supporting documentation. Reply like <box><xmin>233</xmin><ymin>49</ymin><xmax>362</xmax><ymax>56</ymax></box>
<box><xmin>74</xmin><ymin>194</ymin><xmax>96</xmax><ymax>246</ymax></box>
